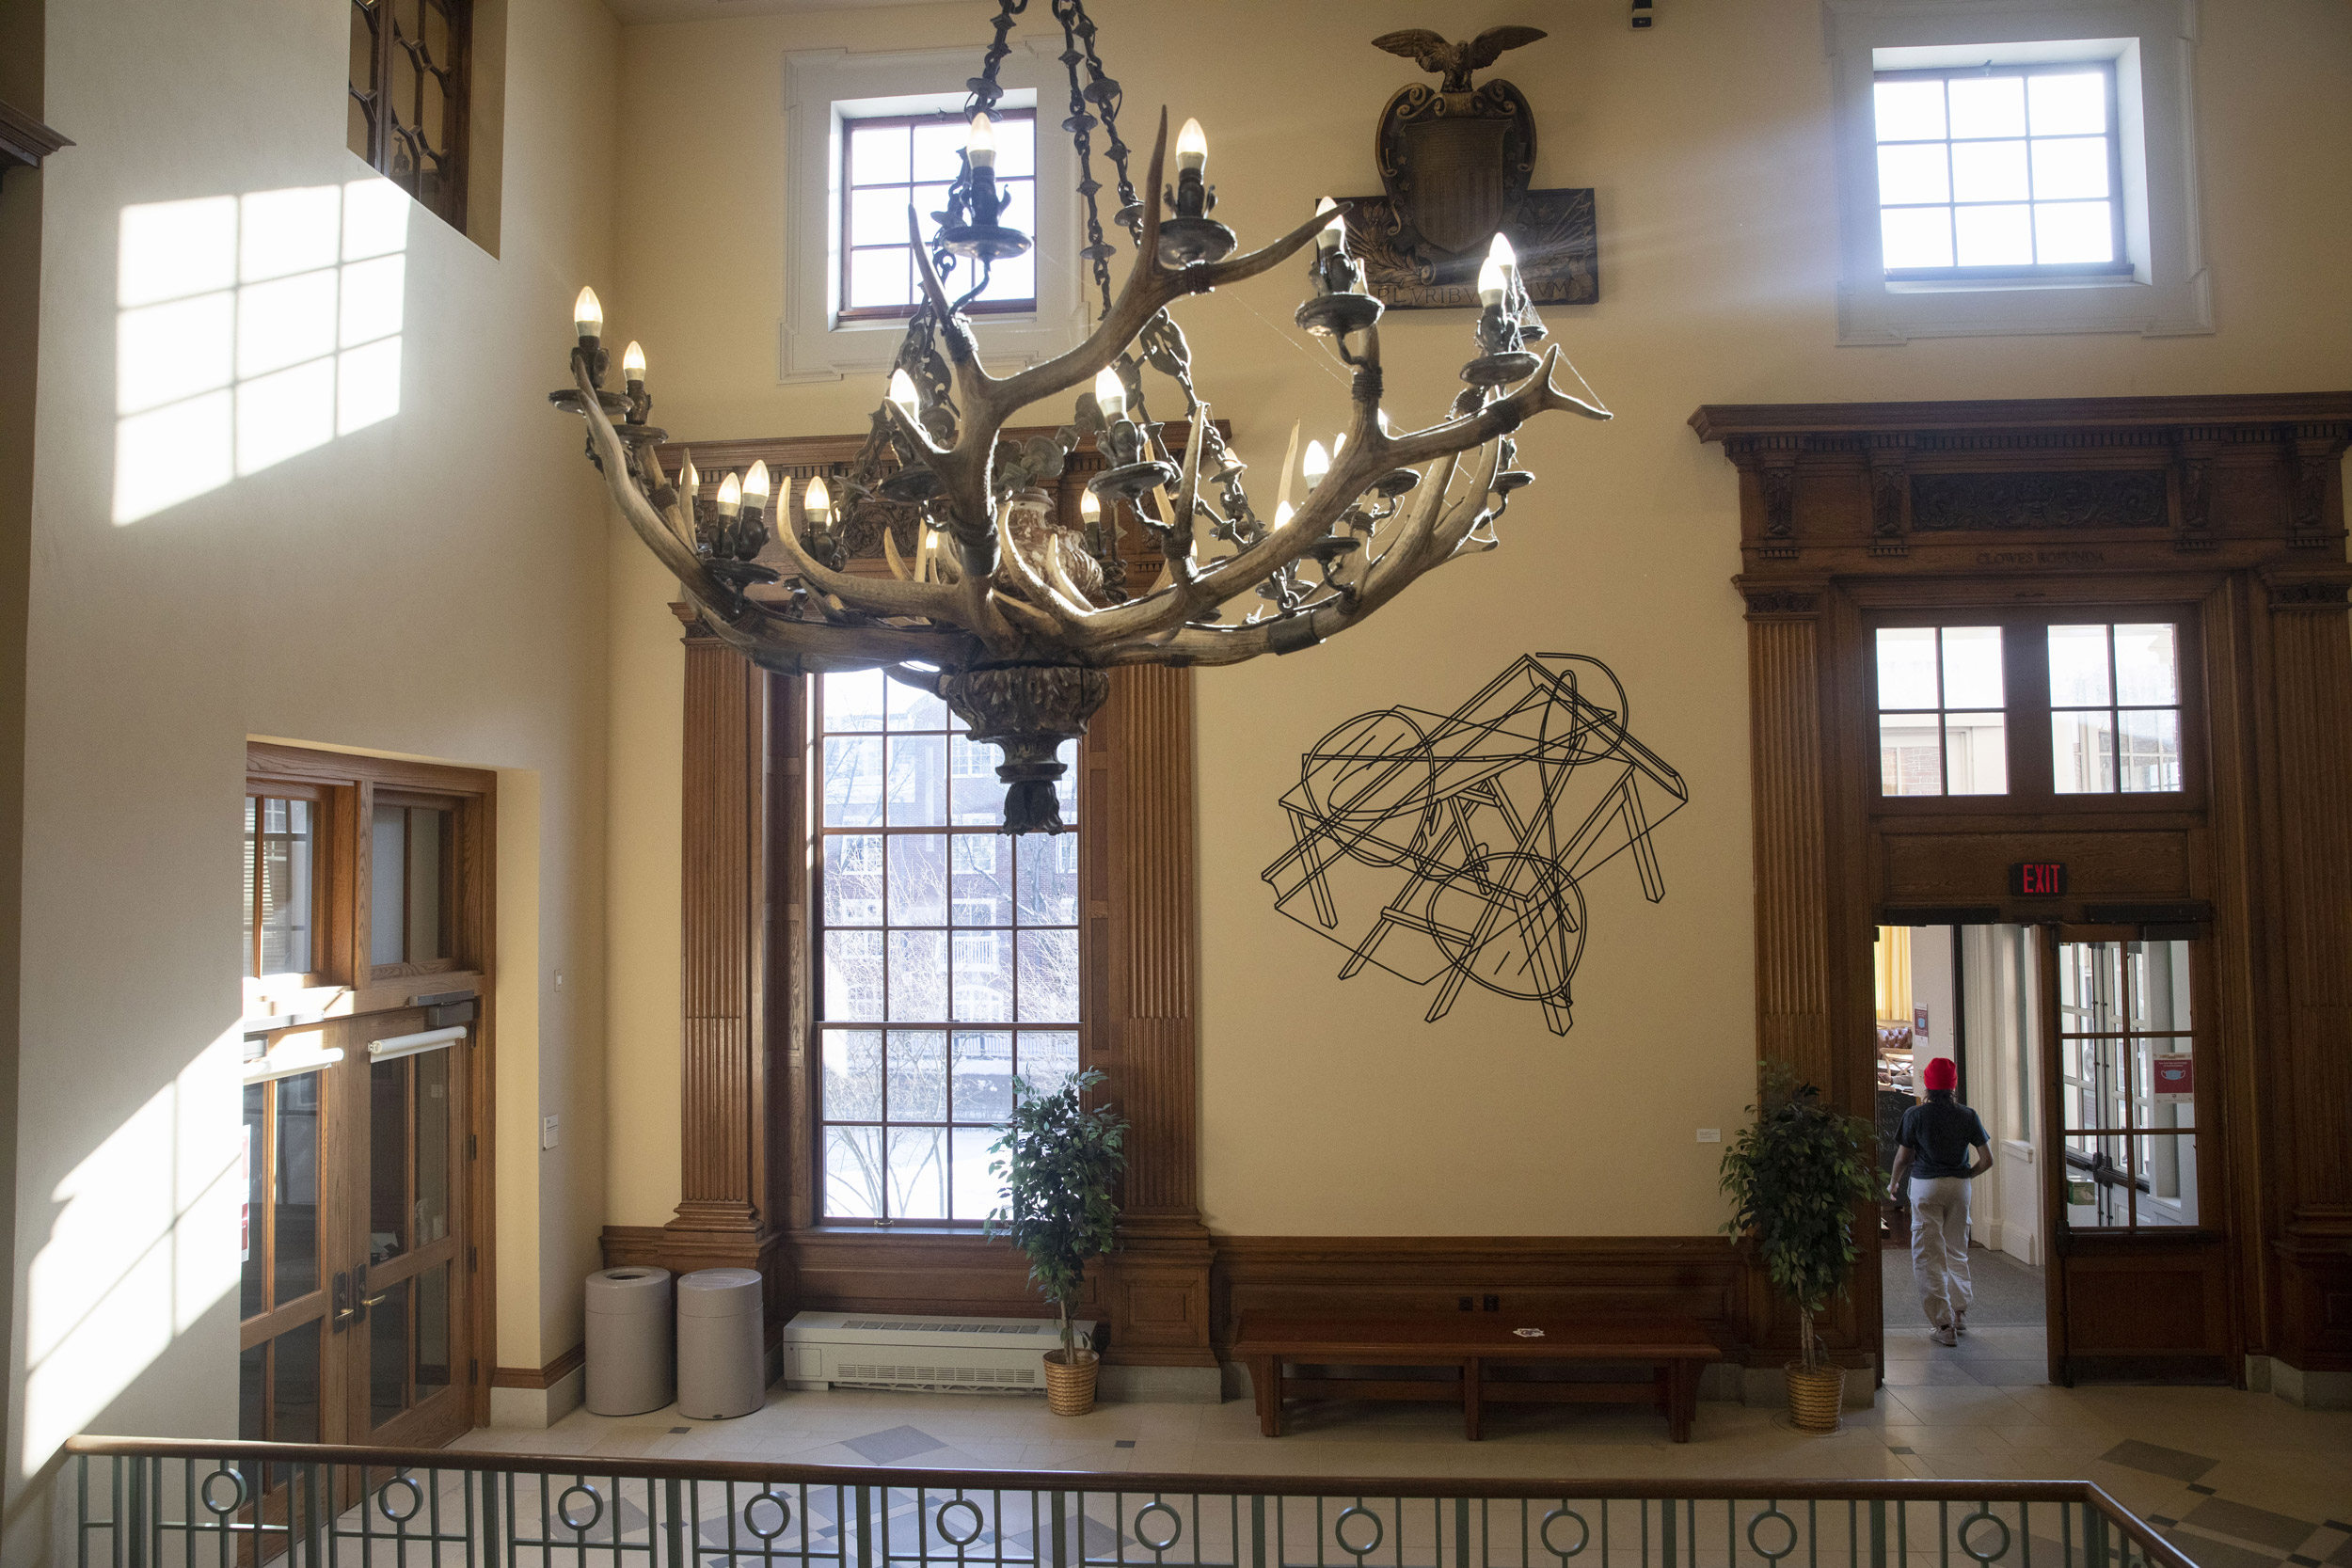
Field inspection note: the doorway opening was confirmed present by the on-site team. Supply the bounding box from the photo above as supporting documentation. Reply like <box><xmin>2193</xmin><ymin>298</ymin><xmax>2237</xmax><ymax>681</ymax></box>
<box><xmin>1875</xmin><ymin>922</ymin><xmax>2050</xmax><ymax>1386</ymax></box>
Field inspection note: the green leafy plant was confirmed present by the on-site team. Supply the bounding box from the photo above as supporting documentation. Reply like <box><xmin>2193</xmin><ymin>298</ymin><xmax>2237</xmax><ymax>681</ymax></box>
<box><xmin>1717</xmin><ymin>1060</ymin><xmax>1881</xmax><ymax>1371</ymax></box>
<box><xmin>986</xmin><ymin>1069</ymin><xmax>1128</xmax><ymax>1362</ymax></box>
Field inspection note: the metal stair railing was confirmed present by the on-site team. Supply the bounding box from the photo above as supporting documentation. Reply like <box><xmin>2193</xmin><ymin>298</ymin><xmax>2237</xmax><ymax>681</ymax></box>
<box><xmin>63</xmin><ymin>1434</ymin><xmax>2201</xmax><ymax>1568</ymax></box>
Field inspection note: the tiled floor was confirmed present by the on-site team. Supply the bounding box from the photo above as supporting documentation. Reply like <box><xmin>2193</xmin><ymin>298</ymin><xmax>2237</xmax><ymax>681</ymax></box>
<box><xmin>459</xmin><ymin>1323</ymin><xmax>2352</xmax><ymax>1568</ymax></box>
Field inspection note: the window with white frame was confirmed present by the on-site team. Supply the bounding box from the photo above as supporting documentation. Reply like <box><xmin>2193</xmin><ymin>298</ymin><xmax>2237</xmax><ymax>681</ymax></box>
<box><xmin>1873</xmin><ymin>63</ymin><xmax>2127</xmax><ymax>278</ymax></box>
<box><xmin>1824</xmin><ymin>0</ymin><xmax>2211</xmax><ymax>344</ymax></box>
<box><xmin>812</xmin><ymin>669</ymin><xmax>1081</xmax><ymax>1225</ymax></box>
<box><xmin>783</xmin><ymin>44</ymin><xmax>1078</xmax><ymax>383</ymax></box>
<box><xmin>838</xmin><ymin>109</ymin><xmax>1037</xmax><ymax>320</ymax></box>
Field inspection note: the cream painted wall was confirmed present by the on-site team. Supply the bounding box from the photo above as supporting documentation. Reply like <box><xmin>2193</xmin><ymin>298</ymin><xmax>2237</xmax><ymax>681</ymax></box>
<box><xmin>602</xmin><ymin>0</ymin><xmax>2352</xmax><ymax>1239</ymax></box>
<box><xmin>9</xmin><ymin>0</ymin><xmax>618</xmax><ymax>1556</ymax></box>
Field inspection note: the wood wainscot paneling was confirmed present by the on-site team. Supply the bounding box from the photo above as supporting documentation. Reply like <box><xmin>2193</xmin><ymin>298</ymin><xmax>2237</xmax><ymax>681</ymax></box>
<box><xmin>491</xmin><ymin>1341</ymin><xmax>585</xmax><ymax>1391</ymax></box>
<box><xmin>1694</xmin><ymin>391</ymin><xmax>2352</xmax><ymax>1390</ymax></box>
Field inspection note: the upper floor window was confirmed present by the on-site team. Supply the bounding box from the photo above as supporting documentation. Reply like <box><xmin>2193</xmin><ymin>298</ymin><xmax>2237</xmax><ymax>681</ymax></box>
<box><xmin>812</xmin><ymin>670</ymin><xmax>1078</xmax><ymax>1224</ymax></box>
<box><xmin>1872</xmin><ymin>615</ymin><xmax>2186</xmax><ymax>802</ymax></box>
<box><xmin>839</xmin><ymin>110</ymin><xmax>1036</xmax><ymax>322</ymax></box>
<box><xmin>347</xmin><ymin>0</ymin><xmax>470</xmax><ymax>232</ymax></box>
<box><xmin>1873</xmin><ymin>63</ymin><xmax>2124</xmax><ymax>279</ymax></box>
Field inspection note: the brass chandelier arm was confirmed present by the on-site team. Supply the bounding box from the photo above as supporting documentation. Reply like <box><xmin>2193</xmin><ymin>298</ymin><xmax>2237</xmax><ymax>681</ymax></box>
<box><xmin>572</xmin><ymin>355</ymin><xmax>978</xmax><ymax>672</ymax></box>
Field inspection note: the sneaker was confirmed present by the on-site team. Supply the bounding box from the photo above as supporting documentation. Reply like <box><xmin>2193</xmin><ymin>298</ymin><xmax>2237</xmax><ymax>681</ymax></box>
<box><xmin>1931</xmin><ymin>1325</ymin><xmax>1959</xmax><ymax>1347</ymax></box>
<box><xmin>1955</xmin><ymin>1313</ymin><xmax>1968</xmax><ymax>1334</ymax></box>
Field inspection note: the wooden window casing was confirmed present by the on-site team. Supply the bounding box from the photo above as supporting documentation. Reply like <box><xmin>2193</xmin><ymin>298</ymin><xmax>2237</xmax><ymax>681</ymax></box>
<box><xmin>1865</xmin><ymin>606</ymin><xmax>2203</xmax><ymax>819</ymax></box>
<box><xmin>348</xmin><ymin>0</ymin><xmax>471</xmax><ymax>233</ymax></box>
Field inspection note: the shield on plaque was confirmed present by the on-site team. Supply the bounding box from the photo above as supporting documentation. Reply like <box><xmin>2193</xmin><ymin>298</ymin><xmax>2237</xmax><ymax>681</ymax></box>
<box><xmin>1376</xmin><ymin>79</ymin><xmax>1538</xmax><ymax>262</ymax></box>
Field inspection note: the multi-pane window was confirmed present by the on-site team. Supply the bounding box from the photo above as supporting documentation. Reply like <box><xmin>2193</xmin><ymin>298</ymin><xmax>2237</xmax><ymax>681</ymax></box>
<box><xmin>348</xmin><ymin>0</ymin><xmax>470</xmax><ymax>231</ymax></box>
<box><xmin>2049</xmin><ymin>624</ymin><xmax>2183</xmax><ymax>794</ymax></box>
<box><xmin>246</xmin><ymin>795</ymin><xmax>320</xmax><ymax>978</ymax></box>
<box><xmin>814</xmin><ymin>670</ymin><xmax>1079</xmax><ymax>1223</ymax></box>
<box><xmin>1873</xmin><ymin>63</ymin><xmax>2125</xmax><ymax>277</ymax></box>
<box><xmin>1874</xmin><ymin>626</ymin><xmax>2008</xmax><ymax>796</ymax></box>
<box><xmin>2058</xmin><ymin>939</ymin><xmax>2198</xmax><ymax>1229</ymax></box>
<box><xmin>840</xmin><ymin>111</ymin><xmax>1036</xmax><ymax>320</ymax></box>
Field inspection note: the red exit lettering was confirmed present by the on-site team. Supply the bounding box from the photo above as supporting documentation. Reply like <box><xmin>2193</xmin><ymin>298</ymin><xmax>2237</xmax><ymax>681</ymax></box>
<box><xmin>2010</xmin><ymin>862</ymin><xmax>2068</xmax><ymax>896</ymax></box>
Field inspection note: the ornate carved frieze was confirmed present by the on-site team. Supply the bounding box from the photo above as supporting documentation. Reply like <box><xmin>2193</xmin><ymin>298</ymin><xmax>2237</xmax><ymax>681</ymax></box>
<box><xmin>2171</xmin><ymin>425</ymin><xmax>2225</xmax><ymax>553</ymax></box>
<box><xmin>1740</xmin><ymin>588</ymin><xmax>1822</xmax><ymax>618</ymax></box>
<box><xmin>1910</xmin><ymin>469</ymin><xmax>2167</xmax><ymax>532</ymax></box>
<box><xmin>2287</xmin><ymin>422</ymin><xmax>2351</xmax><ymax>550</ymax></box>
<box><xmin>1867</xmin><ymin>434</ymin><xmax>1912</xmax><ymax>558</ymax></box>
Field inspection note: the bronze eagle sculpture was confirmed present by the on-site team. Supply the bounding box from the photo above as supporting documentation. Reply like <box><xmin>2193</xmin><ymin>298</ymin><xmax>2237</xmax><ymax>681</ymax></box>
<box><xmin>1371</xmin><ymin>24</ymin><xmax>1548</xmax><ymax>93</ymax></box>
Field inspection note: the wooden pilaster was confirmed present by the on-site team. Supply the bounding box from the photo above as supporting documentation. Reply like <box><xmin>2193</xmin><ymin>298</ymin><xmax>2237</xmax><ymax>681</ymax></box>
<box><xmin>1089</xmin><ymin>664</ymin><xmax>1216</xmax><ymax>1369</ymax></box>
<box><xmin>2258</xmin><ymin>569</ymin><xmax>2352</xmax><ymax>1372</ymax></box>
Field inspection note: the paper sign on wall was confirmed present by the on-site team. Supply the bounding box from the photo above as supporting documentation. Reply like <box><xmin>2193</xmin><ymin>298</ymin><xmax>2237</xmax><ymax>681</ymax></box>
<box><xmin>1914</xmin><ymin>1006</ymin><xmax>1929</xmax><ymax>1039</ymax></box>
<box><xmin>2153</xmin><ymin>1054</ymin><xmax>2193</xmax><ymax>1102</ymax></box>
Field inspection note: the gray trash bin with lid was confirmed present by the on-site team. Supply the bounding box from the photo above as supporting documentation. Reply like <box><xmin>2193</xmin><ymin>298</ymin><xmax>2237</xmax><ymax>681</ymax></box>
<box><xmin>584</xmin><ymin>1266</ymin><xmax>675</xmax><ymax>1416</ymax></box>
<box><xmin>676</xmin><ymin>1267</ymin><xmax>765</xmax><ymax>1419</ymax></box>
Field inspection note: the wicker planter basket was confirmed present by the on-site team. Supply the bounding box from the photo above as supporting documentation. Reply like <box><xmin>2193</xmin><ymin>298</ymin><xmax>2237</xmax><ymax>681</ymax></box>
<box><xmin>1042</xmin><ymin>1348</ymin><xmax>1099</xmax><ymax>1417</ymax></box>
<box><xmin>1785</xmin><ymin>1361</ymin><xmax>1844</xmax><ymax>1433</ymax></box>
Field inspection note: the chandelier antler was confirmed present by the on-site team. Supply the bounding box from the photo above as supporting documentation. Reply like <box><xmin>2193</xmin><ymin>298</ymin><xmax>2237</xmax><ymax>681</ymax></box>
<box><xmin>555</xmin><ymin>4</ymin><xmax>1608</xmax><ymax>834</ymax></box>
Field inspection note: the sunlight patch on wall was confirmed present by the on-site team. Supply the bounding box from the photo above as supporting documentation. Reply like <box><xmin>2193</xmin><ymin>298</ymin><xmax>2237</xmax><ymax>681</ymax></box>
<box><xmin>22</xmin><ymin>1028</ymin><xmax>243</xmax><ymax>1473</ymax></box>
<box><xmin>113</xmin><ymin>180</ymin><xmax>409</xmax><ymax>525</ymax></box>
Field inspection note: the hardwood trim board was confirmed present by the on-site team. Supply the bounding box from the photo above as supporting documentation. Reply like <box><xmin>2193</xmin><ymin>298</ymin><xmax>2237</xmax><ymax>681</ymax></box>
<box><xmin>491</xmin><ymin>1341</ymin><xmax>583</xmax><ymax>1391</ymax></box>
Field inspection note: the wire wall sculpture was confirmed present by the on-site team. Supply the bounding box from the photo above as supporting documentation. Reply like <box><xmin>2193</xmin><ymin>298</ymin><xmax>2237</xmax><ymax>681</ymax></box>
<box><xmin>1263</xmin><ymin>653</ymin><xmax>1688</xmax><ymax>1035</ymax></box>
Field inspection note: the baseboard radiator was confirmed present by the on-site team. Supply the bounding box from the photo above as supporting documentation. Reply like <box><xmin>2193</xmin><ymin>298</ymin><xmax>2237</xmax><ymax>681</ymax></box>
<box><xmin>780</xmin><ymin>1312</ymin><xmax>1100</xmax><ymax>1395</ymax></box>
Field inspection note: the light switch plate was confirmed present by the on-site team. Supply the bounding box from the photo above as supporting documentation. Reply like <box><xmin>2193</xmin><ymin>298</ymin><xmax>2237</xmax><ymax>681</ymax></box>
<box><xmin>1696</xmin><ymin>1128</ymin><xmax>1721</xmax><ymax>1143</ymax></box>
<box><xmin>541</xmin><ymin>1115</ymin><xmax>560</xmax><ymax>1150</ymax></box>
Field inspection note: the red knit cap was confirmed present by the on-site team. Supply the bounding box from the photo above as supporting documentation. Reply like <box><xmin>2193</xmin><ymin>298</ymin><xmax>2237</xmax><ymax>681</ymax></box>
<box><xmin>1923</xmin><ymin>1056</ymin><xmax>1958</xmax><ymax>1092</ymax></box>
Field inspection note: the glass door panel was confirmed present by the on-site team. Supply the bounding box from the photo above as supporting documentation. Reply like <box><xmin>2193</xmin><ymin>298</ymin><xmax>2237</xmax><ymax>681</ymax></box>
<box><xmin>2055</xmin><ymin>938</ymin><xmax>2197</xmax><ymax>1229</ymax></box>
<box><xmin>357</xmin><ymin>1035</ymin><xmax>469</xmax><ymax>1446</ymax></box>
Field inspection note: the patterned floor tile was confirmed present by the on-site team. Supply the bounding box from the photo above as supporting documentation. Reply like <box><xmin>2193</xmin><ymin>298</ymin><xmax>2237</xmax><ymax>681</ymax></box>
<box><xmin>842</xmin><ymin>1425</ymin><xmax>948</xmax><ymax>1465</ymax></box>
<box><xmin>2101</xmin><ymin>1438</ymin><xmax>2219</xmax><ymax>1483</ymax></box>
<box><xmin>2186</xmin><ymin>1497</ymin><xmax>2323</xmax><ymax>1553</ymax></box>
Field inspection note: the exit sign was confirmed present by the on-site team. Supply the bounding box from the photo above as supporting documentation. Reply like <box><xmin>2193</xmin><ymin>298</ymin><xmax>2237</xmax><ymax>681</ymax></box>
<box><xmin>2010</xmin><ymin>862</ymin><xmax>2068</xmax><ymax>896</ymax></box>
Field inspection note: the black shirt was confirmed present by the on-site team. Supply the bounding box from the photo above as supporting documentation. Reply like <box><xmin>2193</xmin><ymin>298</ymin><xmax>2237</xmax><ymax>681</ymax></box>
<box><xmin>1898</xmin><ymin>1094</ymin><xmax>1989</xmax><ymax>1180</ymax></box>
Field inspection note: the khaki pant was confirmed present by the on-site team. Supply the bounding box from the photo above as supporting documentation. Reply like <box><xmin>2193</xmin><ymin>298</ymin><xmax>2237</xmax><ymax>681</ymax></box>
<box><xmin>1909</xmin><ymin>1176</ymin><xmax>1975</xmax><ymax>1329</ymax></box>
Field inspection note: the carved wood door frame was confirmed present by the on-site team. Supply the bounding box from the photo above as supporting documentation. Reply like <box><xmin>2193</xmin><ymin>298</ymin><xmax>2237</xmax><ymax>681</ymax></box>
<box><xmin>1694</xmin><ymin>391</ymin><xmax>2352</xmax><ymax>1388</ymax></box>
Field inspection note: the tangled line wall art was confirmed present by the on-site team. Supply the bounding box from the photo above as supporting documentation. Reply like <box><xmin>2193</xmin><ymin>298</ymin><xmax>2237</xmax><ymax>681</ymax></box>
<box><xmin>1263</xmin><ymin>653</ymin><xmax>1689</xmax><ymax>1035</ymax></box>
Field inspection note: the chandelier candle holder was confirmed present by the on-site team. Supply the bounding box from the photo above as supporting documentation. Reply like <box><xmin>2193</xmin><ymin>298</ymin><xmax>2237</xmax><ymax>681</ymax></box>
<box><xmin>555</xmin><ymin>0</ymin><xmax>1608</xmax><ymax>834</ymax></box>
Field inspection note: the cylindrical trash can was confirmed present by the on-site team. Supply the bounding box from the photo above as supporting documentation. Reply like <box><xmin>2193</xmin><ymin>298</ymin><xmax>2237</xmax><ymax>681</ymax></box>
<box><xmin>676</xmin><ymin>1267</ymin><xmax>765</xmax><ymax>1419</ymax></box>
<box><xmin>584</xmin><ymin>1267</ymin><xmax>675</xmax><ymax>1417</ymax></box>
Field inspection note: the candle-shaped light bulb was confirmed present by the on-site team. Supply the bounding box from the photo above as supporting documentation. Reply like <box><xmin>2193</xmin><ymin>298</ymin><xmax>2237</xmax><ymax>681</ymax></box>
<box><xmin>621</xmin><ymin>341</ymin><xmax>646</xmax><ymax>385</ymax></box>
<box><xmin>1080</xmin><ymin>488</ymin><xmax>1102</xmax><ymax>524</ymax></box>
<box><xmin>1314</xmin><ymin>197</ymin><xmax>1343</xmax><ymax>251</ymax></box>
<box><xmin>1332</xmin><ymin>433</ymin><xmax>1347</xmax><ymax>459</ymax></box>
<box><xmin>805</xmin><ymin>474</ymin><xmax>832</xmax><ymax>524</ymax></box>
<box><xmin>1378</xmin><ymin>409</ymin><xmax>1394</xmax><ymax>436</ymax></box>
<box><xmin>1175</xmin><ymin>118</ymin><xmax>1208</xmax><ymax>173</ymax></box>
<box><xmin>1476</xmin><ymin>245</ymin><xmax>1509</xmax><ymax>306</ymax></box>
<box><xmin>742</xmin><ymin>460</ymin><xmax>771</xmax><ymax>515</ymax></box>
<box><xmin>716</xmin><ymin>472</ymin><xmax>742</xmax><ymax>520</ymax></box>
<box><xmin>1274</xmin><ymin>501</ymin><xmax>1295</xmax><ymax>529</ymax></box>
<box><xmin>682</xmin><ymin>458</ymin><xmax>700</xmax><ymax>502</ymax></box>
<box><xmin>887</xmin><ymin>368</ymin><xmax>920</xmax><ymax>420</ymax></box>
<box><xmin>1302</xmin><ymin>439</ymin><xmax>1329</xmax><ymax>491</ymax></box>
<box><xmin>966</xmin><ymin>112</ymin><xmax>997</xmax><ymax>170</ymax></box>
<box><xmin>573</xmin><ymin>286</ymin><xmax>604</xmax><ymax>341</ymax></box>
<box><xmin>1093</xmin><ymin>366</ymin><xmax>1127</xmax><ymax>421</ymax></box>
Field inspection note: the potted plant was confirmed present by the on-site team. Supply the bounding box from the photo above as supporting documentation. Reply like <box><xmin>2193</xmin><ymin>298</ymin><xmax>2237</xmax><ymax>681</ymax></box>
<box><xmin>987</xmin><ymin>1069</ymin><xmax>1128</xmax><ymax>1416</ymax></box>
<box><xmin>1717</xmin><ymin>1060</ymin><xmax>1881</xmax><ymax>1432</ymax></box>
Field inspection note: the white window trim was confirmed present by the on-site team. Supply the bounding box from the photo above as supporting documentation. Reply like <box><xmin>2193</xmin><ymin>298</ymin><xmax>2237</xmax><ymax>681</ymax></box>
<box><xmin>781</xmin><ymin>41</ymin><xmax>1090</xmax><ymax>385</ymax></box>
<box><xmin>1826</xmin><ymin>0</ymin><xmax>2211</xmax><ymax>344</ymax></box>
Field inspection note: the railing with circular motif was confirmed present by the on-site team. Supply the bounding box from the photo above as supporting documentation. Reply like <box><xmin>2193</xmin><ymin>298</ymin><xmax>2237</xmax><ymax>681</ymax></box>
<box><xmin>63</xmin><ymin>1435</ymin><xmax>2197</xmax><ymax>1568</ymax></box>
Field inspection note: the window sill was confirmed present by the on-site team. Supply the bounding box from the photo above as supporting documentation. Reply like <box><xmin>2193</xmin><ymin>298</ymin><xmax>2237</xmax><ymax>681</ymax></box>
<box><xmin>795</xmin><ymin>1224</ymin><xmax>994</xmax><ymax>1240</ymax></box>
<box><xmin>1884</xmin><ymin>273</ymin><xmax>2145</xmax><ymax>296</ymax></box>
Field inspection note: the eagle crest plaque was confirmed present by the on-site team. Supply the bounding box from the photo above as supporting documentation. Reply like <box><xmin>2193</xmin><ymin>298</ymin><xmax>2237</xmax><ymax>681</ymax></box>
<box><xmin>1345</xmin><ymin>25</ymin><xmax>1598</xmax><ymax>310</ymax></box>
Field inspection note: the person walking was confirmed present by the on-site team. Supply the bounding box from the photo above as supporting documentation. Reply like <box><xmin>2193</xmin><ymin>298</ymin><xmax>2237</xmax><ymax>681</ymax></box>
<box><xmin>1887</xmin><ymin>1055</ymin><xmax>1993</xmax><ymax>1347</ymax></box>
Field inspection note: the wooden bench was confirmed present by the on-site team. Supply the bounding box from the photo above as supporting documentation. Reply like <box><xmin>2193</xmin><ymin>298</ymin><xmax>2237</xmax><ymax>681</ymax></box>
<box><xmin>1230</xmin><ymin>1313</ymin><xmax>1722</xmax><ymax>1443</ymax></box>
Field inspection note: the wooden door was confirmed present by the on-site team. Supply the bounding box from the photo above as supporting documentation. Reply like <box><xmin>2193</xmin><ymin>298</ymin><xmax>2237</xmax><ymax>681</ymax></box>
<box><xmin>240</xmin><ymin>754</ymin><xmax>493</xmax><ymax>1471</ymax></box>
<box><xmin>2037</xmin><ymin>927</ymin><xmax>2231</xmax><ymax>1385</ymax></box>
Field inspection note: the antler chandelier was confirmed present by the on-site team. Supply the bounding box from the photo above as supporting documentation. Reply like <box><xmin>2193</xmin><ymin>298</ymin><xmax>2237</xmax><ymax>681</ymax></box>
<box><xmin>554</xmin><ymin>0</ymin><xmax>1607</xmax><ymax>833</ymax></box>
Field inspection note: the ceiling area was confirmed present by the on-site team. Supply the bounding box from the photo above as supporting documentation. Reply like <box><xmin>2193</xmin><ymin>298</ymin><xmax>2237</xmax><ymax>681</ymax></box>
<box><xmin>605</xmin><ymin>0</ymin><xmax>946</xmax><ymax>24</ymax></box>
